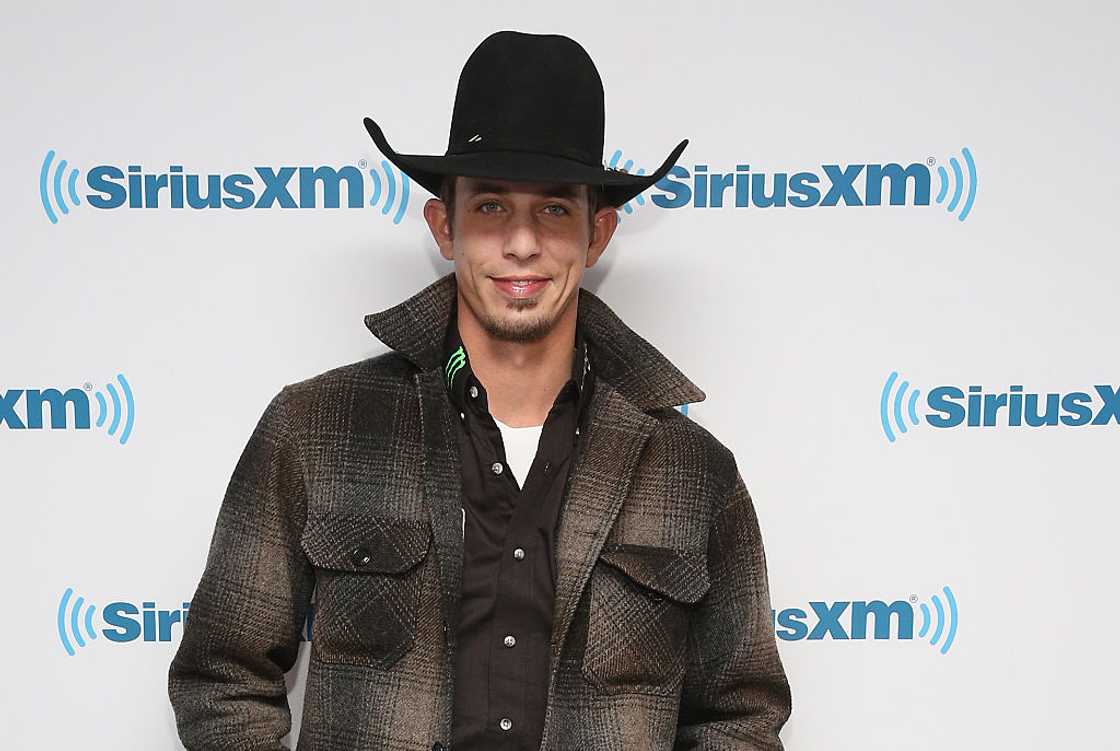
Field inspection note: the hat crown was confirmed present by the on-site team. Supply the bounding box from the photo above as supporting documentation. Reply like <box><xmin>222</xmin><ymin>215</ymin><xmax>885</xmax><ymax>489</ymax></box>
<box><xmin>446</xmin><ymin>30</ymin><xmax>605</xmax><ymax>167</ymax></box>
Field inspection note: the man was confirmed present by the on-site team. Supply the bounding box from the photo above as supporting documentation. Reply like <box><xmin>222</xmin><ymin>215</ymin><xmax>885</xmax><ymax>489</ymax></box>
<box><xmin>168</xmin><ymin>30</ymin><xmax>791</xmax><ymax>750</ymax></box>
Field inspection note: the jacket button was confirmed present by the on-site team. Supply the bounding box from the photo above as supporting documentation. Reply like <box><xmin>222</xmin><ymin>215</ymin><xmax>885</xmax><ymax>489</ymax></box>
<box><xmin>350</xmin><ymin>545</ymin><xmax>372</xmax><ymax>568</ymax></box>
<box><xmin>490</xmin><ymin>461</ymin><xmax>503</xmax><ymax>475</ymax></box>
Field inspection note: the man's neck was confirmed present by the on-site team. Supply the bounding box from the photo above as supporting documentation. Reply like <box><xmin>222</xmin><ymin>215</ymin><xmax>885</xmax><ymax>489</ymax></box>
<box><xmin>456</xmin><ymin>294</ymin><xmax>576</xmax><ymax>428</ymax></box>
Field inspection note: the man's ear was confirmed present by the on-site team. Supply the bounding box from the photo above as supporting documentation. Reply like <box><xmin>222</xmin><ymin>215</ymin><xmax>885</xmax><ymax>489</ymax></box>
<box><xmin>586</xmin><ymin>204</ymin><xmax>619</xmax><ymax>268</ymax></box>
<box><xmin>423</xmin><ymin>198</ymin><xmax>454</xmax><ymax>260</ymax></box>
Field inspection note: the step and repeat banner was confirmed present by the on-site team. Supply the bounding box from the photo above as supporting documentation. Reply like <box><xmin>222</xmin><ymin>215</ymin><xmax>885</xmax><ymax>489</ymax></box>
<box><xmin>2</xmin><ymin>2</ymin><xmax>1116</xmax><ymax>748</ymax></box>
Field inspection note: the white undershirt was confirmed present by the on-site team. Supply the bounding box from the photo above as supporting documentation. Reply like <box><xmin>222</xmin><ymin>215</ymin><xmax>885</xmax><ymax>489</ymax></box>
<box><xmin>492</xmin><ymin>416</ymin><xmax>544</xmax><ymax>490</ymax></box>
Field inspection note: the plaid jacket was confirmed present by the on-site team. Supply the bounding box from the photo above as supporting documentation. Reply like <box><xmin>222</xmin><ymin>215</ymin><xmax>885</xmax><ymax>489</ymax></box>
<box><xmin>168</xmin><ymin>272</ymin><xmax>792</xmax><ymax>750</ymax></box>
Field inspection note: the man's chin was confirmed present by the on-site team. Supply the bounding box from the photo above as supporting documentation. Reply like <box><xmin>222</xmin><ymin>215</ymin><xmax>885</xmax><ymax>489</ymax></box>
<box><xmin>479</xmin><ymin>307</ymin><xmax>554</xmax><ymax>344</ymax></box>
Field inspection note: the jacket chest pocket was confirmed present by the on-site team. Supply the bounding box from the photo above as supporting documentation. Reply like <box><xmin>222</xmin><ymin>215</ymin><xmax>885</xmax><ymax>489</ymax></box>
<box><xmin>581</xmin><ymin>543</ymin><xmax>710</xmax><ymax>696</ymax></box>
<box><xmin>300</xmin><ymin>515</ymin><xmax>431</xmax><ymax>670</ymax></box>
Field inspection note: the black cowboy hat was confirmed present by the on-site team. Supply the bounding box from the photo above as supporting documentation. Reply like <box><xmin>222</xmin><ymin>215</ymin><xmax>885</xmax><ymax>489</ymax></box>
<box><xmin>363</xmin><ymin>30</ymin><xmax>688</xmax><ymax>209</ymax></box>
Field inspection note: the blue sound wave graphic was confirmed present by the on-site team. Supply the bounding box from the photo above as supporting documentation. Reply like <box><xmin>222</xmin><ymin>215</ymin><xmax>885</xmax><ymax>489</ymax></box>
<box><xmin>606</xmin><ymin>148</ymin><xmax>650</xmax><ymax>216</ymax></box>
<box><xmin>93</xmin><ymin>373</ymin><xmax>135</xmax><ymax>445</ymax></box>
<box><xmin>368</xmin><ymin>159</ymin><xmax>410</xmax><ymax>225</ymax></box>
<box><xmin>917</xmin><ymin>585</ymin><xmax>959</xmax><ymax>655</ymax></box>
<box><xmin>57</xmin><ymin>587</ymin><xmax>98</xmax><ymax>656</ymax></box>
<box><xmin>880</xmin><ymin>370</ymin><xmax>922</xmax><ymax>443</ymax></box>
<box><xmin>934</xmin><ymin>147</ymin><xmax>977</xmax><ymax>222</ymax></box>
<box><xmin>40</xmin><ymin>149</ymin><xmax>82</xmax><ymax>224</ymax></box>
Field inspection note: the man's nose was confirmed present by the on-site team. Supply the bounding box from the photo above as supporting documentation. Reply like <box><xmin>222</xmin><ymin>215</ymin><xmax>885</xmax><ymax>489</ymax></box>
<box><xmin>502</xmin><ymin>211</ymin><xmax>542</xmax><ymax>260</ymax></box>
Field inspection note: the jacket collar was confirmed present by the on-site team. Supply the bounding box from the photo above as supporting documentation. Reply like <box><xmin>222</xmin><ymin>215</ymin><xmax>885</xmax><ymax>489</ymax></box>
<box><xmin>364</xmin><ymin>272</ymin><xmax>705</xmax><ymax>413</ymax></box>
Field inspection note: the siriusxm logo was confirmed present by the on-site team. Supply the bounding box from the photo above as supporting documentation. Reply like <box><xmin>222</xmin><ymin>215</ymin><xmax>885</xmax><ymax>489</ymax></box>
<box><xmin>56</xmin><ymin>588</ymin><xmax>316</xmax><ymax>656</ymax></box>
<box><xmin>881</xmin><ymin>371</ymin><xmax>1120</xmax><ymax>442</ymax></box>
<box><xmin>39</xmin><ymin>150</ymin><xmax>411</xmax><ymax>225</ymax></box>
<box><xmin>611</xmin><ymin>146</ymin><xmax>977</xmax><ymax>221</ymax></box>
<box><xmin>773</xmin><ymin>585</ymin><xmax>959</xmax><ymax>655</ymax></box>
<box><xmin>1</xmin><ymin>373</ymin><xmax>135</xmax><ymax>445</ymax></box>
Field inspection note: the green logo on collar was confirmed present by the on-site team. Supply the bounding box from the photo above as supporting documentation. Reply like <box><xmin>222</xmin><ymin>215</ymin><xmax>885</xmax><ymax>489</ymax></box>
<box><xmin>445</xmin><ymin>345</ymin><xmax>466</xmax><ymax>388</ymax></box>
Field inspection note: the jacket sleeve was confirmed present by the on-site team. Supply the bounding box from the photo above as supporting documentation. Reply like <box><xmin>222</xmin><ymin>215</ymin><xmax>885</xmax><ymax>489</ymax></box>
<box><xmin>168</xmin><ymin>387</ymin><xmax>316</xmax><ymax>750</ymax></box>
<box><xmin>674</xmin><ymin>463</ymin><xmax>792</xmax><ymax>750</ymax></box>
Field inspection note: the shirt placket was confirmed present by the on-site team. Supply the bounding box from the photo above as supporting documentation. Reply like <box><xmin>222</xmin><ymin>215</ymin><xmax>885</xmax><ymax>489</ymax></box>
<box><xmin>446</xmin><ymin>321</ymin><xmax>591</xmax><ymax>751</ymax></box>
<box><xmin>476</xmin><ymin>380</ymin><xmax>573</xmax><ymax>748</ymax></box>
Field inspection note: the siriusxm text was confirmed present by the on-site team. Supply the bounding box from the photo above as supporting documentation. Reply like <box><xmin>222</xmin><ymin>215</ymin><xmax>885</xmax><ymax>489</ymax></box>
<box><xmin>86</xmin><ymin>165</ymin><xmax>367</xmax><ymax>209</ymax></box>
<box><xmin>927</xmin><ymin>384</ymin><xmax>1120</xmax><ymax>428</ymax></box>
<box><xmin>0</xmin><ymin>388</ymin><xmax>89</xmax><ymax>429</ymax></box>
<box><xmin>651</xmin><ymin>162</ymin><xmax>931</xmax><ymax>209</ymax></box>
<box><xmin>772</xmin><ymin>600</ymin><xmax>914</xmax><ymax>641</ymax></box>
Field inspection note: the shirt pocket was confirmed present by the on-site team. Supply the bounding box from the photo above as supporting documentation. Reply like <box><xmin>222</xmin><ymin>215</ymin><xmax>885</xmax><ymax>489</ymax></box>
<box><xmin>299</xmin><ymin>514</ymin><xmax>431</xmax><ymax>670</ymax></box>
<box><xmin>581</xmin><ymin>542</ymin><xmax>711</xmax><ymax>696</ymax></box>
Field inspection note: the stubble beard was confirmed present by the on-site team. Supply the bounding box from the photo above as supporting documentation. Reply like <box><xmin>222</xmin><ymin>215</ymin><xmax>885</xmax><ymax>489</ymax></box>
<box><xmin>478</xmin><ymin>298</ymin><xmax>555</xmax><ymax>343</ymax></box>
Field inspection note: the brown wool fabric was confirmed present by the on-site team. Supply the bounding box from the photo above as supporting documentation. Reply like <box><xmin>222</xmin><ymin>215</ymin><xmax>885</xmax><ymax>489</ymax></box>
<box><xmin>168</xmin><ymin>272</ymin><xmax>792</xmax><ymax>750</ymax></box>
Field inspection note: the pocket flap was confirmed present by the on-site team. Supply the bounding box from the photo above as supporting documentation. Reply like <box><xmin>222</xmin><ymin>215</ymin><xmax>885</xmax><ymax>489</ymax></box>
<box><xmin>597</xmin><ymin>543</ymin><xmax>710</xmax><ymax>604</ymax></box>
<box><xmin>300</xmin><ymin>515</ymin><xmax>431</xmax><ymax>573</ymax></box>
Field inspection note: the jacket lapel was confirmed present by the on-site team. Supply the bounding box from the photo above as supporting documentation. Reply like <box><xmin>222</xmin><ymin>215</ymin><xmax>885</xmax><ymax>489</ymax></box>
<box><xmin>547</xmin><ymin>379</ymin><xmax>657</xmax><ymax>669</ymax></box>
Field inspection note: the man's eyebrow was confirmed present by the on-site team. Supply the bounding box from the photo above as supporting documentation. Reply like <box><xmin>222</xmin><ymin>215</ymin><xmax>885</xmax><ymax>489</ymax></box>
<box><xmin>464</xmin><ymin>181</ymin><xmax>583</xmax><ymax>200</ymax></box>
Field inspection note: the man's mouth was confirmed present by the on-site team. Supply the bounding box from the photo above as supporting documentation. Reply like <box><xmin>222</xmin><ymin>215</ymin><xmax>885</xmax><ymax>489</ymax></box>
<box><xmin>491</xmin><ymin>276</ymin><xmax>549</xmax><ymax>299</ymax></box>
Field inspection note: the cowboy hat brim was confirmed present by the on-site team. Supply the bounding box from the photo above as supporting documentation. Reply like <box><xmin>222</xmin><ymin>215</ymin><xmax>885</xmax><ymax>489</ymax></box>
<box><xmin>363</xmin><ymin>117</ymin><xmax>687</xmax><ymax>208</ymax></box>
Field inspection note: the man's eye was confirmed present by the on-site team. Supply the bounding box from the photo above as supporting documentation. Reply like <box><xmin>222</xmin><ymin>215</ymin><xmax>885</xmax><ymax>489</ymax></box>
<box><xmin>478</xmin><ymin>201</ymin><xmax>501</xmax><ymax>213</ymax></box>
<box><xmin>544</xmin><ymin>204</ymin><xmax>569</xmax><ymax>216</ymax></box>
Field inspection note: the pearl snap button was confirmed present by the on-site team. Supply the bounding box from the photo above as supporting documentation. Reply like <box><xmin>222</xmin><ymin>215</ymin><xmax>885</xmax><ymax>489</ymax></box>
<box><xmin>503</xmin><ymin>634</ymin><xmax>516</xmax><ymax>648</ymax></box>
<box><xmin>490</xmin><ymin>461</ymin><xmax>503</xmax><ymax>475</ymax></box>
<box><xmin>350</xmin><ymin>546</ymin><xmax>372</xmax><ymax>568</ymax></box>
<box><xmin>499</xmin><ymin>718</ymin><xmax>512</xmax><ymax>731</ymax></box>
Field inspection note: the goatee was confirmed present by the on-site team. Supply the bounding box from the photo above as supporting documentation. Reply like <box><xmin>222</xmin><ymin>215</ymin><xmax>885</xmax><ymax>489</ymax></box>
<box><xmin>479</xmin><ymin>300</ymin><xmax>554</xmax><ymax>343</ymax></box>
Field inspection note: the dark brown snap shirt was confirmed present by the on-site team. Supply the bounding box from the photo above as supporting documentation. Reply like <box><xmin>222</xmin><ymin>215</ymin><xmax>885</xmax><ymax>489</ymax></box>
<box><xmin>442</xmin><ymin>308</ymin><xmax>595</xmax><ymax>751</ymax></box>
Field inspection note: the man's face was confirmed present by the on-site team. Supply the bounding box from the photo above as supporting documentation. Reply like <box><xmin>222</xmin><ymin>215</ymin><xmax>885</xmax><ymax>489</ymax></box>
<box><xmin>423</xmin><ymin>176</ymin><xmax>618</xmax><ymax>344</ymax></box>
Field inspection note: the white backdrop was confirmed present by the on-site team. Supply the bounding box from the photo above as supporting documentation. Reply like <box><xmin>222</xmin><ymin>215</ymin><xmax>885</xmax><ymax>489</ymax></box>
<box><xmin>2</xmin><ymin>2</ymin><xmax>1118</xmax><ymax>748</ymax></box>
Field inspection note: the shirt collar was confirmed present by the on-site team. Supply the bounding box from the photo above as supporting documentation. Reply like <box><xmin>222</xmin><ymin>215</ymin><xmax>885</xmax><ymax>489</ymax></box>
<box><xmin>441</xmin><ymin>305</ymin><xmax>593</xmax><ymax>426</ymax></box>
